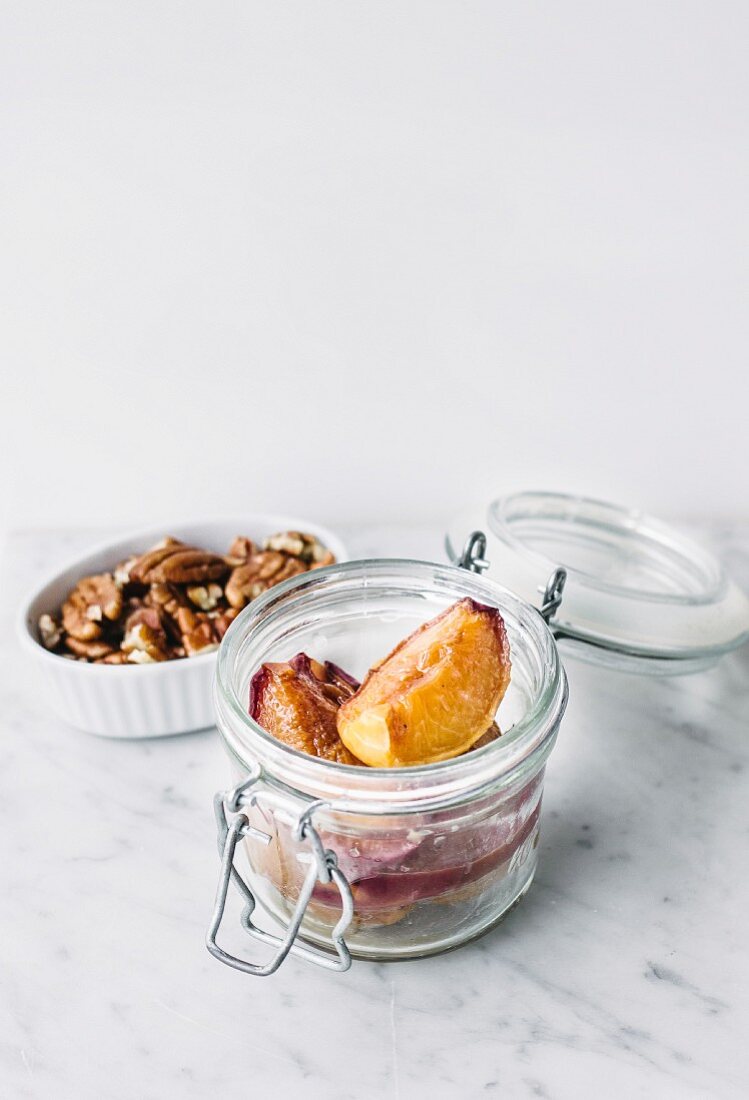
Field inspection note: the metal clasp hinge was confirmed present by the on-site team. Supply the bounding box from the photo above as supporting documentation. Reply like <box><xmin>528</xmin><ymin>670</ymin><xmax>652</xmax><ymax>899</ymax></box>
<box><xmin>456</xmin><ymin>529</ymin><xmax>567</xmax><ymax>626</ymax></box>
<box><xmin>457</xmin><ymin>531</ymin><xmax>490</xmax><ymax>573</ymax></box>
<box><xmin>539</xmin><ymin>566</ymin><xmax>567</xmax><ymax>625</ymax></box>
<box><xmin>206</xmin><ymin>773</ymin><xmax>354</xmax><ymax>977</ymax></box>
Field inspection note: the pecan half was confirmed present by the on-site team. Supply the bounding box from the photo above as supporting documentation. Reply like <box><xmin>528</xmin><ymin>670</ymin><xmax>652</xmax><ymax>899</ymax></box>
<box><xmin>225</xmin><ymin>536</ymin><xmax>257</xmax><ymax>567</ymax></box>
<box><xmin>175</xmin><ymin>606</ymin><xmax>199</xmax><ymax>636</ymax></box>
<box><xmin>172</xmin><ymin>604</ymin><xmax>224</xmax><ymax>656</ymax></box>
<box><xmin>225</xmin><ymin>551</ymin><xmax>306</xmax><ymax>610</ymax></box>
<box><xmin>125</xmin><ymin>605</ymin><xmax>163</xmax><ymax>632</ymax></box>
<box><xmin>121</xmin><ymin>621</ymin><xmax>169</xmax><ymax>662</ymax></box>
<box><xmin>64</xmin><ymin>636</ymin><xmax>116</xmax><ymax>660</ymax></box>
<box><xmin>132</xmin><ymin>539</ymin><xmax>228</xmax><ymax>585</ymax></box>
<box><xmin>146</xmin><ymin>583</ymin><xmax>190</xmax><ymax>621</ymax></box>
<box><xmin>155</xmin><ymin>549</ymin><xmax>229</xmax><ymax>585</ymax></box>
<box><xmin>62</xmin><ymin>574</ymin><xmax>123</xmax><ymax>640</ymax></box>
<box><xmin>212</xmin><ymin>607</ymin><xmax>239</xmax><ymax>640</ymax></box>
<box><xmin>263</xmin><ymin>531</ymin><xmax>333</xmax><ymax>565</ymax></box>
<box><xmin>95</xmin><ymin>651</ymin><xmax>129</xmax><ymax>665</ymax></box>
<box><xmin>309</xmin><ymin>550</ymin><xmax>335</xmax><ymax>569</ymax></box>
<box><xmin>126</xmin><ymin>648</ymin><xmax>167</xmax><ymax>665</ymax></box>
<box><xmin>182</xmin><ymin>620</ymin><xmax>220</xmax><ymax>657</ymax></box>
<box><xmin>124</xmin><ymin>606</ymin><xmax>169</xmax><ymax>651</ymax></box>
<box><xmin>127</xmin><ymin>538</ymin><xmax>185</xmax><ymax>583</ymax></box>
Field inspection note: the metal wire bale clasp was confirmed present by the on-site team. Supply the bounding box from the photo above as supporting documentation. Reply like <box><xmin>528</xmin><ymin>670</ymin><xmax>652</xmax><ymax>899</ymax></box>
<box><xmin>457</xmin><ymin>531</ymin><xmax>490</xmax><ymax>573</ymax></box>
<box><xmin>205</xmin><ymin>773</ymin><xmax>354</xmax><ymax>977</ymax></box>
<box><xmin>539</xmin><ymin>566</ymin><xmax>567</xmax><ymax>624</ymax></box>
<box><xmin>456</xmin><ymin>530</ymin><xmax>567</xmax><ymax>627</ymax></box>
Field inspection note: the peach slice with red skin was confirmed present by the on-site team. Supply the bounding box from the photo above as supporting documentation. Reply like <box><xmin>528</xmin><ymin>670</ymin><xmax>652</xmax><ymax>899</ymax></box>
<box><xmin>337</xmin><ymin>598</ymin><xmax>510</xmax><ymax>767</ymax></box>
<box><xmin>249</xmin><ymin>653</ymin><xmax>363</xmax><ymax>765</ymax></box>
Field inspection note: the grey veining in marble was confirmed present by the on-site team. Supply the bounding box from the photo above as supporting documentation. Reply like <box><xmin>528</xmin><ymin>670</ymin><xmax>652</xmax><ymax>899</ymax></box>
<box><xmin>1</xmin><ymin>522</ymin><xmax>747</xmax><ymax>1099</ymax></box>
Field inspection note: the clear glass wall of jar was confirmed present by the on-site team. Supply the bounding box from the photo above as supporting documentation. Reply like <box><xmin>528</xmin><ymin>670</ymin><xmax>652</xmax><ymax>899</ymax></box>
<box><xmin>212</xmin><ymin>560</ymin><xmax>568</xmax><ymax>964</ymax></box>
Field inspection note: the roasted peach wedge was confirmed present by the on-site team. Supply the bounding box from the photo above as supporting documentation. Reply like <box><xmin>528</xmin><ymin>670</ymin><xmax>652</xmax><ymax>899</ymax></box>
<box><xmin>337</xmin><ymin>599</ymin><xmax>510</xmax><ymax>767</ymax></box>
<box><xmin>249</xmin><ymin>653</ymin><xmax>363</xmax><ymax>765</ymax></box>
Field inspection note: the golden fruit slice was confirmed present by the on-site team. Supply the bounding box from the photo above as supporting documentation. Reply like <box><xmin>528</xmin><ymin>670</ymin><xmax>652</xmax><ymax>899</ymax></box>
<box><xmin>337</xmin><ymin>598</ymin><xmax>511</xmax><ymax>767</ymax></box>
<box><xmin>249</xmin><ymin>653</ymin><xmax>363</xmax><ymax>765</ymax></box>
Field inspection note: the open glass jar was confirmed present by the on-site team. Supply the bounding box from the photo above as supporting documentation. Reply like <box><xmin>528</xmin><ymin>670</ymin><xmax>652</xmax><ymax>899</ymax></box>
<box><xmin>209</xmin><ymin>559</ymin><xmax>567</xmax><ymax>974</ymax></box>
<box><xmin>208</xmin><ymin>493</ymin><xmax>748</xmax><ymax>976</ymax></box>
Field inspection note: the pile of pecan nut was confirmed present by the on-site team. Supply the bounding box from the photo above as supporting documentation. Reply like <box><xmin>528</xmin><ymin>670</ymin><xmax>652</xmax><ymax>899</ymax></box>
<box><xmin>38</xmin><ymin>532</ymin><xmax>335</xmax><ymax>665</ymax></box>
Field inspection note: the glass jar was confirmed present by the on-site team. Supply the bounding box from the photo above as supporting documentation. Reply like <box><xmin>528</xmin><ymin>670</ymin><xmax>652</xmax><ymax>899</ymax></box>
<box><xmin>209</xmin><ymin>559</ymin><xmax>567</xmax><ymax>974</ymax></box>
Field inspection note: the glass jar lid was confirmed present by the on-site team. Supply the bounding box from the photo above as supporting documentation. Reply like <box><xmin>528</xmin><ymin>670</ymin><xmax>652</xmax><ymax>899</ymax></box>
<box><xmin>447</xmin><ymin>491</ymin><xmax>749</xmax><ymax>674</ymax></box>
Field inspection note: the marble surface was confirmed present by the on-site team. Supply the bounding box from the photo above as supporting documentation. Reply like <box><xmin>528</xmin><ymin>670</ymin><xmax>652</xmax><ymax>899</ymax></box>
<box><xmin>1</xmin><ymin>522</ymin><xmax>748</xmax><ymax>1100</ymax></box>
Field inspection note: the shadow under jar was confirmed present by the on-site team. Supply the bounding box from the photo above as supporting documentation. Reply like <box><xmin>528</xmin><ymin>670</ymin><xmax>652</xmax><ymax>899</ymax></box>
<box><xmin>210</xmin><ymin>560</ymin><xmax>568</xmax><ymax>974</ymax></box>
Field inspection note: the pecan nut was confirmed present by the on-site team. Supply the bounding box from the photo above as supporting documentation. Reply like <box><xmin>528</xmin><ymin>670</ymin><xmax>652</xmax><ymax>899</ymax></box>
<box><xmin>38</xmin><ymin>613</ymin><xmax>63</xmax><ymax>650</ymax></box>
<box><xmin>64</xmin><ymin>636</ymin><xmax>116</xmax><ymax>660</ymax></box>
<box><xmin>225</xmin><ymin>536</ymin><xmax>257</xmax><ymax>567</ymax></box>
<box><xmin>182</xmin><ymin>620</ymin><xmax>220</xmax><ymax>657</ymax></box>
<box><xmin>62</xmin><ymin>574</ymin><xmax>123</xmax><ymax>640</ymax></box>
<box><xmin>124</xmin><ymin>606</ymin><xmax>169</xmax><ymax>650</ymax></box>
<box><xmin>121</xmin><ymin>621</ymin><xmax>169</xmax><ymax>662</ymax></box>
<box><xmin>156</xmin><ymin>549</ymin><xmax>229</xmax><ymax>585</ymax></box>
<box><xmin>309</xmin><ymin>550</ymin><xmax>335</xmax><ymax>569</ymax></box>
<box><xmin>175</xmin><ymin>606</ymin><xmax>199</xmax><ymax>636</ymax></box>
<box><xmin>172</xmin><ymin>605</ymin><xmax>221</xmax><ymax>655</ymax></box>
<box><xmin>130</xmin><ymin>539</ymin><xmax>229</xmax><ymax>586</ymax></box>
<box><xmin>127</xmin><ymin>538</ymin><xmax>185</xmax><ymax>583</ymax></box>
<box><xmin>113</xmin><ymin>556</ymin><xmax>139</xmax><ymax>589</ymax></box>
<box><xmin>94</xmin><ymin>650</ymin><xmax>129</xmax><ymax>665</ymax></box>
<box><xmin>212</xmin><ymin>607</ymin><xmax>239</xmax><ymax>640</ymax></box>
<box><xmin>225</xmin><ymin>551</ymin><xmax>306</xmax><ymax>610</ymax></box>
<box><xmin>145</xmin><ymin>583</ymin><xmax>190</xmax><ymax>622</ymax></box>
<box><xmin>126</xmin><ymin>648</ymin><xmax>167</xmax><ymax>665</ymax></box>
<box><xmin>263</xmin><ymin>531</ymin><xmax>335</xmax><ymax>566</ymax></box>
<box><xmin>42</xmin><ymin>530</ymin><xmax>333</xmax><ymax>664</ymax></box>
<box><xmin>187</xmin><ymin>583</ymin><xmax>223</xmax><ymax>611</ymax></box>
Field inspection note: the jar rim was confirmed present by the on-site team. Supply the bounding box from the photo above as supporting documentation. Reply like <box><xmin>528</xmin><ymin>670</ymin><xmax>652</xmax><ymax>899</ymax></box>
<box><xmin>214</xmin><ymin>559</ymin><xmax>568</xmax><ymax>812</ymax></box>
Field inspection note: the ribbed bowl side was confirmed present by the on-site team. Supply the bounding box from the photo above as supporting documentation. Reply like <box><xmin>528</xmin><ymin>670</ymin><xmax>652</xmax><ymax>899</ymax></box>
<box><xmin>38</xmin><ymin>658</ymin><xmax>215</xmax><ymax>738</ymax></box>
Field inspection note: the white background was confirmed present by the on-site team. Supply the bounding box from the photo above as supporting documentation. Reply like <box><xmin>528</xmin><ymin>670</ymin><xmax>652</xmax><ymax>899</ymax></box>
<box><xmin>1</xmin><ymin>1</ymin><xmax>747</xmax><ymax>535</ymax></box>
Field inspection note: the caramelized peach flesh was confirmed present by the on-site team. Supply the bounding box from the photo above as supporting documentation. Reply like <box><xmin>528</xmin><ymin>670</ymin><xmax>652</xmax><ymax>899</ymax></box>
<box><xmin>337</xmin><ymin>598</ymin><xmax>511</xmax><ymax>767</ymax></box>
<box><xmin>249</xmin><ymin>653</ymin><xmax>363</xmax><ymax>765</ymax></box>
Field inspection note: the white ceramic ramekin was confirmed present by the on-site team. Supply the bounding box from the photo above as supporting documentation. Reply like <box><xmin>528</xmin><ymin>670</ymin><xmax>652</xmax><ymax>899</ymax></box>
<box><xmin>17</xmin><ymin>516</ymin><xmax>348</xmax><ymax>739</ymax></box>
